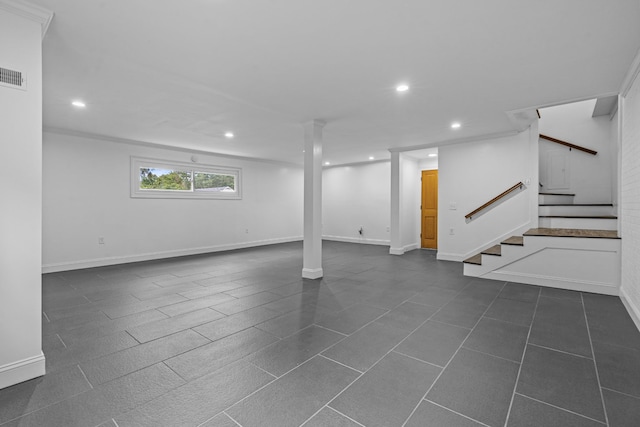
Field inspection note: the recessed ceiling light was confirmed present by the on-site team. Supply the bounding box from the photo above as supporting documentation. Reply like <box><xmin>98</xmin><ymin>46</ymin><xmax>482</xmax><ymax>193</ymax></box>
<box><xmin>428</xmin><ymin>153</ymin><xmax>437</xmax><ymax>157</ymax></box>
<box><xmin>324</xmin><ymin>161</ymin><xmax>331</xmax><ymax>166</ymax></box>
<box><xmin>224</xmin><ymin>132</ymin><xmax>234</xmax><ymax>138</ymax></box>
<box><xmin>369</xmin><ymin>156</ymin><xmax>375</xmax><ymax>160</ymax></box>
<box><xmin>451</xmin><ymin>122</ymin><xmax>461</xmax><ymax>129</ymax></box>
<box><xmin>71</xmin><ymin>100</ymin><xmax>86</xmax><ymax>108</ymax></box>
<box><xmin>396</xmin><ymin>84</ymin><xmax>409</xmax><ymax>92</ymax></box>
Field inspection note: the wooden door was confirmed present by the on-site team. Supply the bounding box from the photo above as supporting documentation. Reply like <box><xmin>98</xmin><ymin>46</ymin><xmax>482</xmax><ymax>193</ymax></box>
<box><xmin>421</xmin><ymin>170</ymin><xmax>438</xmax><ymax>249</ymax></box>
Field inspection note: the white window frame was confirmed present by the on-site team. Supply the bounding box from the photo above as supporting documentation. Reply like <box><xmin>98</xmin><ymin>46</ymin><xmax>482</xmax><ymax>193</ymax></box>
<box><xmin>130</xmin><ymin>156</ymin><xmax>242</xmax><ymax>200</ymax></box>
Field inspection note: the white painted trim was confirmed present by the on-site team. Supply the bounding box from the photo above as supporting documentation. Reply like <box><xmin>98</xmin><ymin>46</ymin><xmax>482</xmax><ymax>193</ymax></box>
<box><xmin>482</xmin><ymin>270</ymin><xmax>619</xmax><ymax>296</ymax></box>
<box><xmin>44</xmin><ymin>128</ymin><xmax>302</xmax><ymax>169</ymax></box>
<box><xmin>389</xmin><ymin>243</ymin><xmax>419</xmax><ymax>256</ymax></box>
<box><xmin>42</xmin><ymin>236</ymin><xmax>303</xmax><ymax>273</ymax></box>
<box><xmin>0</xmin><ymin>352</ymin><xmax>45</xmax><ymax>390</ymax></box>
<box><xmin>322</xmin><ymin>235</ymin><xmax>390</xmax><ymax>246</ymax></box>
<box><xmin>444</xmin><ymin>221</ymin><xmax>533</xmax><ymax>263</ymax></box>
<box><xmin>388</xmin><ymin>130</ymin><xmax>519</xmax><ymax>153</ymax></box>
<box><xmin>403</xmin><ymin>243</ymin><xmax>420</xmax><ymax>252</ymax></box>
<box><xmin>302</xmin><ymin>268</ymin><xmax>323</xmax><ymax>279</ymax></box>
<box><xmin>0</xmin><ymin>0</ymin><xmax>53</xmax><ymax>39</ymax></box>
<box><xmin>620</xmin><ymin>287</ymin><xmax>640</xmax><ymax>333</ymax></box>
<box><xmin>436</xmin><ymin>252</ymin><xmax>463</xmax><ymax>262</ymax></box>
<box><xmin>621</xmin><ymin>47</ymin><xmax>640</xmax><ymax>97</ymax></box>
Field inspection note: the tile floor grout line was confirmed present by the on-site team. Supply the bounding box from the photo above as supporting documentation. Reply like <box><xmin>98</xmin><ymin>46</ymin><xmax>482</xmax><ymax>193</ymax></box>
<box><xmin>526</xmin><ymin>342</ymin><xmax>594</xmax><ymax>360</ymax></box>
<box><xmin>299</xmin><ymin>405</ymin><xmax>367</xmax><ymax>427</ymax></box>
<box><xmin>513</xmin><ymin>392</ymin><xmax>607</xmax><ymax>425</ymax></box>
<box><xmin>502</xmin><ymin>287</ymin><xmax>541</xmax><ymax>427</ymax></box>
<box><xmin>42</xmin><ymin>311</ymin><xmax>50</xmax><ymax>323</ymax></box>
<box><xmin>319</xmin><ymin>282</ymin><xmax>475</xmax><ymax>427</ymax></box>
<box><xmin>392</xmin><ymin>350</ymin><xmax>444</xmax><ymax>369</ymax></box>
<box><xmin>401</xmin><ymin>281</ymin><xmax>508</xmax><ymax>427</ymax></box>
<box><xmin>600</xmin><ymin>386</ymin><xmax>640</xmax><ymax>400</ymax></box>
<box><xmin>223</xmin><ymin>411</ymin><xmax>243</xmax><ymax>426</ymax></box>
<box><xmin>160</xmin><ymin>361</ymin><xmax>191</xmax><ymax>383</ymax></box>
<box><xmin>460</xmin><ymin>346</ymin><xmax>521</xmax><ymax>365</ymax></box>
<box><xmin>111</xmin><ymin>418</ymin><xmax>121</xmax><ymax>427</ymax></box>
<box><xmin>423</xmin><ymin>398</ymin><xmax>493</xmax><ymax>427</ymax></box>
<box><xmin>77</xmin><ymin>364</ymin><xmax>94</xmax><ymax>389</ymax></box>
<box><xmin>317</xmin><ymin>353</ymin><xmax>364</xmax><ymax>374</ymax></box>
<box><xmin>247</xmin><ymin>360</ymin><xmax>278</xmax><ymax>379</ymax></box>
<box><xmin>426</xmin><ymin>317</ymin><xmax>473</xmax><ymax>331</ymax></box>
<box><xmin>218</xmin><ymin>353</ymin><xmax>329</xmax><ymax>419</ymax></box>
<box><xmin>581</xmin><ymin>293</ymin><xmax>611</xmax><ymax>427</ymax></box>
<box><xmin>483</xmin><ymin>314</ymin><xmax>533</xmax><ymax>328</ymax></box>
<box><xmin>56</xmin><ymin>333</ymin><xmax>67</xmax><ymax>348</ymax></box>
<box><xmin>312</xmin><ymin>324</ymin><xmax>349</xmax><ymax>337</ymax></box>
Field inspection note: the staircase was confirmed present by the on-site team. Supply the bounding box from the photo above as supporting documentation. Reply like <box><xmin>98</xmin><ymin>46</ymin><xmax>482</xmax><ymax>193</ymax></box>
<box><xmin>463</xmin><ymin>191</ymin><xmax>621</xmax><ymax>296</ymax></box>
<box><xmin>538</xmin><ymin>192</ymin><xmax>617</xmax><ymax>230</ymax></box>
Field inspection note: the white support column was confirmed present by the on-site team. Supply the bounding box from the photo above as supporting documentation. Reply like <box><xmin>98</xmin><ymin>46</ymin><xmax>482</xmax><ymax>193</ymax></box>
<box><xmin>389</xmin><ymin>151</ymin><xmax>403</xmax><ymax>255</ymax></box>
<box><xmin>302</xmin><ymin>120</ymin><xmax>325</xmax><ymax>279</ymax></box>
<box><xmin>0</xmin><ymin>1</ymin><xmax>53</xmax><ymax>389</ymax></box>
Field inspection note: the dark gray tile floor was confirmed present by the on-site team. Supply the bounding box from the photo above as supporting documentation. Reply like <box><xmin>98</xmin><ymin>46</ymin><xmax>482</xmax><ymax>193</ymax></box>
<box><xmin>2</xmin><ymin>241</ymin><xmax>640</xmax><ymax>426</ymax></box>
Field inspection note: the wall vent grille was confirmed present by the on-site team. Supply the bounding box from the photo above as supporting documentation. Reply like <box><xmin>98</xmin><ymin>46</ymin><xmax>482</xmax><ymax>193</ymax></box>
<box><xmin>0</xmin><ymin>67</ymin><xmax>27</xmax><ymax>90</ymax></box>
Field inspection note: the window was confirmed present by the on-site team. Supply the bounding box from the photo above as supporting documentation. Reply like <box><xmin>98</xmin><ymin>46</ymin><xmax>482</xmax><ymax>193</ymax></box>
<box><xmin>131</xmin><ymin>157</ymin><xmax>241</xmax><ymax>199</ymax></box>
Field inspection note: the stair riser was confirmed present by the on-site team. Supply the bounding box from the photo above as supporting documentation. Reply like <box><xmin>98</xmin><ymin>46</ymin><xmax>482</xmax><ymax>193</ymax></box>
<box><xmin>464</xmin><ymin>235</ymin><xmax>621</xmax><ymax>296</ymax></box>
<box><xmin>538</xmin><ymin>217</ymin><xmax>617</xmax><ymax>230</ymax></box>
<box><xmin>538</xmin><ymin>206</ymin><xmax>615</xmax><ymax>216</ymax></box>
<box><xmin>538</xmin><ymin>194</ymin><xmax>575</xmax><ymax>204</ymax></box>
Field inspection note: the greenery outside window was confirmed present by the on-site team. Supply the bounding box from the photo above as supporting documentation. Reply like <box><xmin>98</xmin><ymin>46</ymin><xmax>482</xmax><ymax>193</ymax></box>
<box><xmin>131</xmin><ymin>157</ymin><xmax>241</xmax><ymax>199</ymax></box>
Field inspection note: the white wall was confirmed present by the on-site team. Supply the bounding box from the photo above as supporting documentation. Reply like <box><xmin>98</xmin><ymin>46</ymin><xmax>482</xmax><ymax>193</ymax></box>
<box><xmin>322</xmin><ymin>161</ymin><xmax>391</xmax><ymax>245</ymax></box>
<box><xmin>418</xmin><ymin>156</ymin><xmax>438</xmax><ymax>171</ymax></box>
<box><xmin>42</xmin><ymin>132</ymin><xmax>304</xmax><ymax>271</ymax></box>
<box><xmin>0</xmin><ymin>8</ymin><xmax>46</xmax><ymax>388</ymax></box>
<box><xmin>620</xmin><ymin>60</ymin><xmax>640</xmax><ymax>330</ymax></box>
<box><xmin>539</xmin><ymin>100</ymin><xmax>613</xmax><ymax>203</ymax></box>
<box><xmin>438</xmin><ymin>129</ymin><xmax>538</xmax><ymax>261</ymax></box>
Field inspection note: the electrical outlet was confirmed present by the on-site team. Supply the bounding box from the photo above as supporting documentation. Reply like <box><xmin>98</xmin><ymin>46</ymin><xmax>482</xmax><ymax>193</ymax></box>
<box><xmin>449</xmin><ymin>202</ymin><xmax>457</xmax><ymax>210</ymax></box>
<box><xmin>98</xmin><ymin>237</ymin><xmax>105</xmax><ymax>245</ymax></box>
<box><xmin>245</xmin><ymin>229</ymin><xmax>249</xmax><ymax>234</ymax></box>
<box><xmin>449</xmin><ymin>228</ymin><xmax>455</xmax><ymax>235</ymax></box>
<box><xmin>386</xmin><ymin>226</ymin><xmax>390</xmax><ymax>232</ymax></box>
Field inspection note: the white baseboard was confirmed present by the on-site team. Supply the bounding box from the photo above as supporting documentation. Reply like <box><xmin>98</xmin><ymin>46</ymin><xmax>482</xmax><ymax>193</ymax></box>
<box><xmin>302</xmin><ymin>268</ymin><xmax>323</xmax><ymax>279</ymax></box>
<box><xmin>620</xmin><ymin>287</ymin><xmax>640</xmax><ymax>333</ymax></box>
<box><xmin>0</xmin><ymin>353</ymin><xmax>45</xmax><ymax>390</ymax></box>
<box><xmin>42</xmin><ymin>236</ymin><xmax>303</xmax><ymax>273</ymax></box>
<box><xmin>483</xmin><ymin>270</ymin><xmax>619</xmax><ymax>296</ymax></box>
<box><xmin>437</xmin><ymin>252</ymin><xmax>464</xmax><ymax>262</ymax></box>
<box><xmin>322</xmin><ymin>235</ymin><xmax>390</xmax><ymax>246</ymax></box>
<box><xmin>389</xmin><ymin>243</ymin><xmax>420</xmax><ymax>256</ymax></box>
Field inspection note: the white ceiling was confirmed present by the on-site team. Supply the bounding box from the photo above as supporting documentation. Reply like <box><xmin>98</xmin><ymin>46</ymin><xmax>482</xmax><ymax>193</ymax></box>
<box><xmin>33</xmin><ymin>0</ymin><xmax>640</xmax><ymax>165</ymax></box>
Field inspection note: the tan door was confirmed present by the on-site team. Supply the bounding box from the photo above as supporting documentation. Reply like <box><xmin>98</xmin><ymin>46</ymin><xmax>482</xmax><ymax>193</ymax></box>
<box><xmin>421</xmin><ymin>170</ymin><xmax>438</xmax><ymax>249</ymax></box>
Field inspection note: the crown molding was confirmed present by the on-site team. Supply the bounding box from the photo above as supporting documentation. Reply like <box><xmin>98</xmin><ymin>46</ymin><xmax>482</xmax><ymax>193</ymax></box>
<box><xmin>387</xmin><ymin>129</ymin><xmax>520</xmax><ymax>153</ymax></box>
<box><xmin>621</xmin><ymin>47</ymin><xmax>640</xmax><ymax>98</ymax></box>
<box><xmin>0</xmin><ymin>0</ymin><xmax>54</xmax><ymax>39</ymax></box>
<box><xmin>43</xmin><ymin>127</ymin><xmax>303</xmax><ymax>168</ymax></box>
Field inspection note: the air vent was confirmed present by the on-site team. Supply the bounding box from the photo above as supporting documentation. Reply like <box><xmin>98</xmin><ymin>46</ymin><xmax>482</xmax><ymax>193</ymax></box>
<box><xmin>0</xmin><ymin>67</ymin><xmax>27</xmax><ymax>90</ymax></box>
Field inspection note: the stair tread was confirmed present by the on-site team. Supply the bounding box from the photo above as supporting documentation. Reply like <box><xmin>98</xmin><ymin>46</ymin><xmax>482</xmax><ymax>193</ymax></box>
<box><xmin>463</xmin><ymin>254</ymin><xmax>483</xmax><ymax>265</ymax></box>
<box><xmin>539</xmin><ymin>192</ymin><xmax>576</xmax><ymax>196</ymax></box>
<box><xmin>481</xmin><ymin>245</ymin><xmax>502</xmax><ymax>256</ymax></box>
<box><xmin>502</xmin><ymin>236</ymin><xmax>524</xmax><ymax>246</ymax></box>
<box><xmin>524</xmin><ymin>228</ymin><xmax>619</xmax><ymax>239</ymax></box>
<box><xmin>539</xmin><ymin>215</ymin><xmax>617</xmax><ymax>219</ymax></box>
